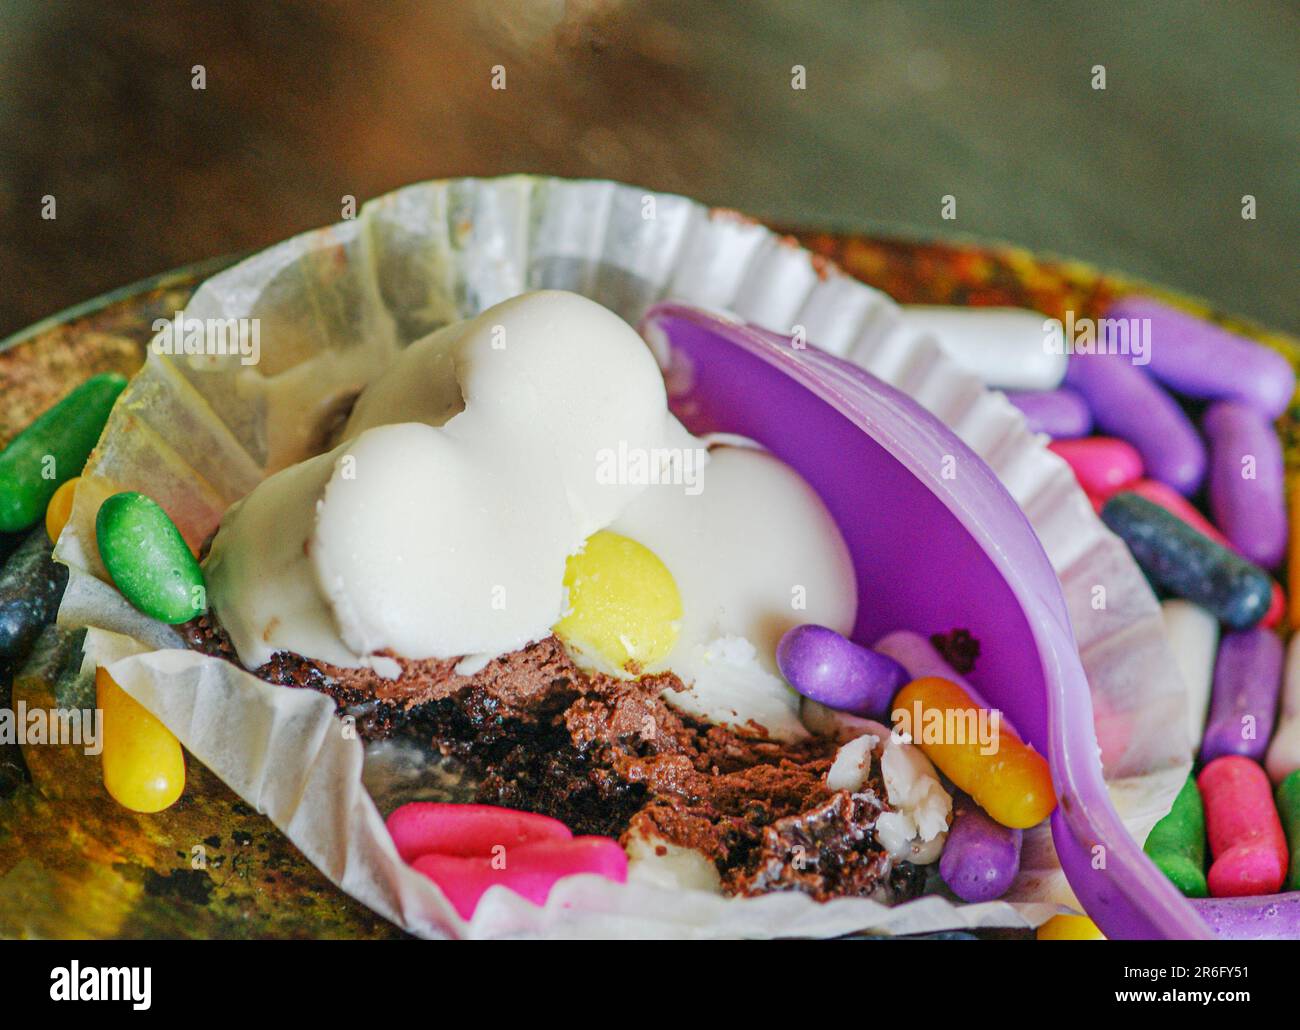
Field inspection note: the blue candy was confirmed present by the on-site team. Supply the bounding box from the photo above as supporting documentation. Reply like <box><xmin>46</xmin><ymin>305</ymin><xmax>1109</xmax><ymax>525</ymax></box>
<box><xmin>1101</xmin><ymin>493</ymin><xmax>1272</xmax><ymax>629</ymax></box>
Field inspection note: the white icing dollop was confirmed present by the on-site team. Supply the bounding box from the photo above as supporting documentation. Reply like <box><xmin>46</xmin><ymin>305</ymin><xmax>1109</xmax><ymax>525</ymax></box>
<box><xmin>208</xmin><ymin>290</ymin><xmax>676</xmax><ymax>669</ymax></box>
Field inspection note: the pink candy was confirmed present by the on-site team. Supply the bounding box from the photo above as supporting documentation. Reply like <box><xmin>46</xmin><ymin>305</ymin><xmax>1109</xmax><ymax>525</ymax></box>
<box><xmin>413</xmin><ymin>837</ymin><xmax>629</xmax><ymax>919</ymax></box>
<box><xmin>387</xmin><ymin>802</ymin><xmax>627</xmax><ymax>919</ymax></box>
<box><xmin>387</xmin><ymin>801</ymin><xmax>571</xmax><ymax>861</ymax></box>
<box><xmin>1198</xmin><ymin>756</ymin><xmax>1289</xmax><ymax>898</ymax></box>
<box><xmin>1049</xmin><ymin>437</ymin><xmax>1143</xmax><ymax>501</ymax></box>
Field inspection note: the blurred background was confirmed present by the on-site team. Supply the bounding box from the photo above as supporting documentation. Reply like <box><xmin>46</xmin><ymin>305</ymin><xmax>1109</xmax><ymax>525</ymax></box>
<box><xmin>0</xmin><ymin>0</ymin><xmax>1294</xmax><ymax>339</ymax></box>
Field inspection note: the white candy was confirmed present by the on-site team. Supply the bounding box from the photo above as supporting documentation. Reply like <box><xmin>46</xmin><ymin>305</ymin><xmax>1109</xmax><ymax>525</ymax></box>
<box><xmin>897</xmin><ymin>305</ymin><xmax>1067</xmax><ymax>390</ymax></box>
<box><xmin>826</xmin><ymin>730</ymin><xmax>951</xmax><ymax>865</ymax></box>
<box><xmin>1266</xmin><ymin>634</ymin><xmax>1300</xmax><ymax>784</ymax></box>
<box><xmin>1160</xmin><ymin>599</ymin><xmax>1220</xmax><ymax>749</ymax></box>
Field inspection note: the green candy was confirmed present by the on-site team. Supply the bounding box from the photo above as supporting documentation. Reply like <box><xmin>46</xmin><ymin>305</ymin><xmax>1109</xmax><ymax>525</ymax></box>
<box><xmin>95</xmin><ymin>492</ymin><xmax>206</xmax><ymax>624</ymax></box>
<box><xmin>1277</xmin><ymin>771</ymin><xmax>1300</xmax><ymax>892</ymax></box>
<box><xmin>1143</xmin><ymin>774</ymin><xmax>1208</xmax><ymax>897</ymax></box>
<box><xmin>0</xmin><ymin>373</ymin><xmax>127</xmax><ymax>533</ymax></box>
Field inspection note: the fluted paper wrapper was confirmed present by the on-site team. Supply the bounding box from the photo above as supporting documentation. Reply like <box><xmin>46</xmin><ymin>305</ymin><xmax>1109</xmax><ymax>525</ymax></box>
<box><xmin>55</xmin><ymin>176</ymin><xmax>1187</xmax><ymax>938</ymax></box>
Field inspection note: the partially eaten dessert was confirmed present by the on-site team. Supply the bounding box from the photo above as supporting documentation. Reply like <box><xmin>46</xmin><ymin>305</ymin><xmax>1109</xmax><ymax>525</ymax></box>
<box><xmin>181</xmin><ymin>289</ymin><xmax>952</xmax><ymax>905</ymax></box>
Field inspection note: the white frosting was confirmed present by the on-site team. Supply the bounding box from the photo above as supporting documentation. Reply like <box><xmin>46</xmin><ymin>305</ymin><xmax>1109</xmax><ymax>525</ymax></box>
<box><xmin>206</xmin><ymin>289</ymin><xmax>857</xmax><ymax>742</ymax></box>
<box><xmin>611</xmin><ymin>446</ymin><xmax>856</xmax><ymax>740</ymax></box>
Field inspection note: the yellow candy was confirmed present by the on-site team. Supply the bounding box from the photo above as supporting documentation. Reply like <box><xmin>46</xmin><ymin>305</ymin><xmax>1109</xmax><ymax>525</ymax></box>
<box><xmin>97</xmin><ymin>667</ymin><xmax>185</xmax><ymax>813</ymax></box>
<box><xmin>553</xmin><ymin>530</ymin><xmax>681</xmax><ymax>674</ymax></box>
<box><xmin>891</xmin><ymin>676</ymin><xmax>1055</xmax><ymax>829</ymax></box>
<box><xmin>44</xmin><ymin>476</ymin><xmax>79</xmax><ymax>542</ymax></box>
<box><xmin>1037</xmin><ymin>914</ymin><xmax>1106</xmax><ymax>940</ymax></box>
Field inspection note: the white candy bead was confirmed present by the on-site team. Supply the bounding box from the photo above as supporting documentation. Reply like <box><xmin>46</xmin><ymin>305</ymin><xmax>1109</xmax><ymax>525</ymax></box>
<box><xmin>1266</xmin><ymin>635</ymin><xmax>1300</xmax><ymax>784</ymax></box>
<box><xmin>898</xmin><ymin>305</ymin><xmax>1067</xmax><ymax>390</ymax></box>
<box><xmin>1160</xmin><ymin>599</ymin><xmax>1220</xmax><ymax>749</ymax></box>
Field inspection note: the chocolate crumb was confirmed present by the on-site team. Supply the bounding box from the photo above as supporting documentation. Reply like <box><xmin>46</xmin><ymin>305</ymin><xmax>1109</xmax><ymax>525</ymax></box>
<box><xmin>929</xmin><ymin>628</ymin><xmax>980</xmax><ymax>675</ymax></box>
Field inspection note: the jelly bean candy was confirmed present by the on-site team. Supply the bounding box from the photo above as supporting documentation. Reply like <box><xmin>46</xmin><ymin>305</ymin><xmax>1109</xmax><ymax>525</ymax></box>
<box><xmin>97</xmin><ymin>666</ymin><xmax>184</xmax><ymax>813</ymax></box>
<box><xmin>1200</xmin><ymin>628</ymin><xmax>1282</xmax><ymax>764</ymax></box>
<box><xmin>1133</xmin><ymin>480</ymin><xmax>1286</xmax><ymax>629</ymax></box>
<box><xmin>0</xmin><ymin>373</ymin><xmax>126</xmax><ymax>533</ymax></box>
<box><xmin>44</xmin><ymin>476</ymin><xmax>79</xmax><ymax>544</ymax></box>
<box><xmin>939</xmin><ymin>795</ymin><xmax>1022</xmax><ymax>902</ymax></box>
<box><xmin>96</xmin><ymin>492</ymin><xmax>206</xmax><ymax>624</ymax></box>
<box><xmin>386</xmin><ymin>802</ymin><xmax>571</xmax><ymax>863</ymax></box>
<box><xmin>1065</xmin><ymin>352</ymin><xmax>1205</xmax><ymax>495</ymax></box>
<box><xmin>553</xmin><ymin>530</ymin><xmax>680</xmax><ymax>673</ymax></box>
<box><xmin>898</xmin><ymin>306</ymin><xmax>1067</xmax><ymax>390</ymax></box>
<box><xmin>891</xmin><ymin>676</ymin><xmax>1054</xmax><ymax>829</ymax></box>
<box><xmin>1048</xmin><ymin>437</ymin><xmax>1142</xmax><ymax>500</ymax></box>
<box><xmin>1143</xmin><ymin>774</ymin><xmax>1207</xmax><ymax>897</ymax></box>
<box><xmin>1266</xmin><ymin>635</ymin><xmax>1300</xmax><ymax>784</ymax></box>
<box><xmin>1276</xmin><ymin>771</ymin><xmax>1300</xmax><ymax>892</ymax></box>
<box><xmin>1198</xmin><ymin>756</ymin><xmax>1288</xmax><ymax>897</ymax></box>
<box><xmin>777</xmin><ymin>624</ymin><xmax>907</xmax><ymax>719</ymax></box>
<box><xmin>1203</xmin><ymin>401</ymin><xmax>1286</xmax><ymax>568</ymax></box>
<box><xmin>1289</xmin><ymin>480</ymin><xmax>1300</xmax><ymax>632</ymax></box>
<box><xmin>0</xmin><ymin>529</ymin><xmax>68</xmax><ymax>659</ymax></box>
<box><xmin>413</xmin><ymin>836</ymin><xmax>628</xmax><ymax>920</ymax></box>
<box><xmin>1191</xmin><ymin>891</ymin><xmax>1300</xmax><ymax>940</ymax></box>
<box><xmin>1036</xmin><ymin>914</ymin><xmax>1105</xmax><ymax>940</ymax></box>
<box><xmin>1107</xmin><ymin>296</ymin><xmax>1296</xmax><ymax>420</ymax></box>
<box><xmin>1005</xmin><ymin>387</ymin><xmax>1092</xmax><ymax>439</ymax></box>
<box><xmin>1102</xmin><ymin>493</ymin><xmax>1271</xmax><ymax>629</ymax></box>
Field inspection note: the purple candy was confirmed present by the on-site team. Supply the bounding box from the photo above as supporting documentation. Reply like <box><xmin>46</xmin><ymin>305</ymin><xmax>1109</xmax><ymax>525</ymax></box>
<box><xmin>1192</xmin><ymin>891</ymin><xmax>1300</xmax><ymax>940</ymax></box>
<box><xmin>1109</xmin><ymin>297</ymin><xmax>1296</xmax><ymax>420</ymax></box>
<box><xmin>939</xmin><ymin>796</ymin><xmax>1022</xmax><ymax>902</ymax></box>
<box><xmin>1005</xmin><ymin>387</ymin><xmax>1093</xmax><ymax>439</ymax></box>
<box><xmin>1199</xmin><ymin>627</ymin><xmax>1284</xmax><ymax>764</ymax></box>
<box><xmin>776</xmin><ymin>624</ymin><xmax>908</xmax><ymax>719</ymax></box>
<box><xmin>1064</xmin><ymin>352</ymin><xmax>1206</xmax><ymax>496</ymax></box>
<box><xmin>1203</xmin><ymin>400</ymin><xmax>1286</xmax><ymax>568</ymax></box>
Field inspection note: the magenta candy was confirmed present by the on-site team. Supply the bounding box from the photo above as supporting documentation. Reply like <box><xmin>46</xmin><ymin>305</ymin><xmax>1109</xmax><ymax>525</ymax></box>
<box><xmin>1048</xmin><ymin>436</ymin><xmax>1143</xmax><ymax>500</ymax></box>
<box><xmin>1005</xmin><ymin>387</ymin><xmax>1092</xmax><ymax>439</ymax></box>
<box><xmin>1191</xmin><ymin>891</ymin><xmax>1300</xmax><ymax>940</ymax></box>
<box><xmin>1064</xmin><ymin>352</ymin><xmax>1206</xmax><ymax>495</ymax></box>
<box><xmin>1198</xmin><ymin>756</ymin><xmax>1288</xmax><ymax>897</ymax></box>
<box><xmin>939</xmin><ymin>796</ymin><xmax>1022</xmax><ymax>902</ymax></box>
<box><xmin>413</xmin><ymin>836</ymin><xmax>628</xmax><ymax>919</ymax></box>
<box><xmin>1108</xmin><ymin>296</ymin><xmax>1296</xmax><ymax>419</ymax></box>
<box><xmin>1200</xmin><ymin>629</ymin><xmax>1284</xmax><ymax>764</ymax></box>
<box><xmin>777</xmin><ymin>624</ymin><xmax>908</xmax><ymax>718</ymax></box>
<box><xmin>386</xmin><ymin>802</ymin><xmax>571</xmax><ymax>862</ymax></box>
<box><xmin>1203</xmin><ymin>401</ymin><xmax>1286</xmax><ymax>568</ymax></box>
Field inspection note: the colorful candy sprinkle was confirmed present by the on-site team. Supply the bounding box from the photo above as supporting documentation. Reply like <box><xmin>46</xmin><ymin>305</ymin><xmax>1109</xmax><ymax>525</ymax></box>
<box><xmin>412</xmin><ymin>836</ymin><xmax>627</xmax><ymax>920</ymax></box>
<box><xmin>0</xmin><ymin>373</ymin><xmax>126</xmax><ymax>533</ymax></box>
<box><xmin>44</xmin><ymin>475</ymin><xmax>80</xmax><ymax>544</ymax></box>
<box><xmin>95</xmin><ymin>492</ymin><xmax>206</xmax><ymax>624</ymax></box>
<box><xmin>1036</xmin><ymin>914</ymin><xmax>1105</xmax><ymax>940</ymax></box>
<box><xmin>1048</xmin><ymin>436</ymin><xmax>1142</xmax><ymax>501</ymax></box>
<box><xmin>386</xmin><ymin>802</ymin><xmax>571</xmax><ymax>862</ymax></box>
<box><xmin>939</xmin><ymin>795</ymin><xmax>1022</xmax><ymax>902</ymax></box>
<box><xmin>1200</xmin><ymin>628</ymin><xmax>1283</xmax><ymax>764</ymax></box>
<box><xmin>777</xmin><ymin>624</ymin><xmax>908</xmax><ymax>719</ymax></box>
<box><xmin>553</xmin><ymin>530</ymin><xmax>681</xmax><ymax>673</ymax></box>
<box><xmin>1101</xmin><ymin>492</ymin><xmax>1272</xmax><ymax>629</ymax></box>
<box><xmin>97</xmin><ymin>666</ymin><xmax>185</xmax><ymax>813</ymax></box>
<box><xmin>891</xmin><ymin>676</ymin><xmax>1054</xmax><ymax>829</ymax></box>
<box><xmin>1064</xmin><ymin>352</ymin><xmax>1205</xmax><ymax>496</ymax></box>
<box><xmin>1143</xmin><ymin>774</ymin><xmax>1207</xmax><ymax>898</ymax></box>
<box><xmin>1108</xmin><ymin>296</ymin><xmax>1295</xmax><ymax>420</ymax></box>
<box><xmin>1198</xmin><ymin>756</ymin><xmax>1288</xmax><ymax>898</ymax></box>
<box><xmin>1005</xmin><ymin>387</ymin><xmax>1092</xmax><ymax>439</ymax></box>
<box><xmin>1203</xmin><ymin>401</ymin><xmax>1286</xmax><ymax>568</ymax></box>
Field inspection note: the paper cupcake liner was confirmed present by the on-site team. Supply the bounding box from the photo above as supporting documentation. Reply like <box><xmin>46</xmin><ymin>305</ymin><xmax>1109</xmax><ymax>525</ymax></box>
<box><xmin>55</xmin><ymin>175</ymin><xmax>1187</xmax><ymax>937</ymax></box>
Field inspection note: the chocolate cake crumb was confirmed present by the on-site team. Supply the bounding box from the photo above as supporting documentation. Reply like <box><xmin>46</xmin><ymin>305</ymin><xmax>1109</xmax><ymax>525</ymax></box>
<box><xmin>182</xmin><ymin>616</ymin><xmax>921</xmax><ymax>903</ymax></box>
<box><xmin>930</xmin><ymin>628</ymin><xmax>980</xmax><ymax>675</ymax></box>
